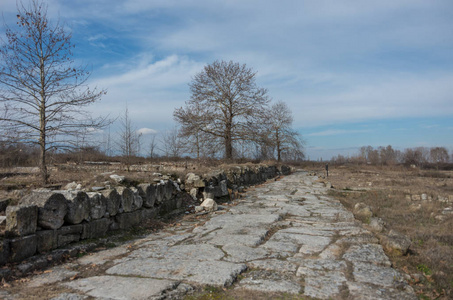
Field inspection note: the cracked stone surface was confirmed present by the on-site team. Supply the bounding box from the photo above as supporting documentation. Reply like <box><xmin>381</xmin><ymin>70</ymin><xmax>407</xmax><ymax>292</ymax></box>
<box><xmin>4</xmin><ymin>171</ymin><xmax>416</xmax><ymax>299</ymax></box>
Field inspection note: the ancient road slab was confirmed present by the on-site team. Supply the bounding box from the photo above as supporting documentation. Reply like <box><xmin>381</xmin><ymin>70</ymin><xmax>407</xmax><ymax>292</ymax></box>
<box><xmin>3</xmin><ymin>171</ymin><xmax>416</xmax><ymax>300</ymax></box>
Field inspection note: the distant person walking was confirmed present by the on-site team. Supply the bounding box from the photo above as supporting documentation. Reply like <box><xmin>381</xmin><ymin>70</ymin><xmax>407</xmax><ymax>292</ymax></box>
<box><xmin>325</xmin><ymin>164</ymin><xmax>329</xmax><ymax>177</ymax></box>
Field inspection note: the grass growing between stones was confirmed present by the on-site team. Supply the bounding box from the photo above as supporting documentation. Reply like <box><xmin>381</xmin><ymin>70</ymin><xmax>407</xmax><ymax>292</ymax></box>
<box><xmin>185</xmin><ymin>286</ymin><xmax>309</xmax><ymax>300</ymax></box>
<box><xmin>324</xmin><ymin>165</ymin><xmax>453</xmax><ymax>299</ymax></box>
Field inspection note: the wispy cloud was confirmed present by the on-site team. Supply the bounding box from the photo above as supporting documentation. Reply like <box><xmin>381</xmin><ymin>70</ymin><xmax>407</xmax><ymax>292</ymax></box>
<box><xmin>307</xmin><ymin>129</ymin><xmax>371</xmax><ymax>137</ymax></box>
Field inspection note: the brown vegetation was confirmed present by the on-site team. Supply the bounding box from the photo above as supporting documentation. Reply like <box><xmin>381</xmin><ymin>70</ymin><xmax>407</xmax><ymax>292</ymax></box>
<box><xmin>314</xmin><ymin>164</ymin><xmax>453</xmax><ymax>299</ymax></box>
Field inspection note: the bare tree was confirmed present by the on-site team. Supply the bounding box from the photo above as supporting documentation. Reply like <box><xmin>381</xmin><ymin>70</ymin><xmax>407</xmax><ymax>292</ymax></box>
<box><xmin>174</xmin><ymin>60</ymin><xmax>269</xmax><ymax>160</ymax></box>
<box><xmin>0</xmin><ymin>1</ymin><xmax>107</xmax><ymax>183</ymax></box>
<box><xmin>160</xmin><ymin>127</ymin><xmax>185</xmax><ymax>158</ymax></box>
<box><xmin>430</xmin><ymin>146</ymin><xmax>449</xmax><ymax>169</ymax></box>
<box><xmin>148</xmin><ymin>135</ymin><xmax>158</xmax><ymax>159</ymax></box>
<box><xmin>116</xmin><ymin>107</ymin><xmax>141</xmax><ymax>168</ymax></box>
<box><xmin>260</xmin><ymin>101</ymin><xmax>304</xmax><ymax>162</ymax></box>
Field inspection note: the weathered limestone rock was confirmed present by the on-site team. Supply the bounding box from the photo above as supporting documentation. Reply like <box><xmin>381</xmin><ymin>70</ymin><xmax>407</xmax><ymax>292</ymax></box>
<box><xmin>57</xmin><ymin>225</ymin><xmax>83</xmax><ymax>247</ymax></box>
<box><xmin>116</xmin><ymin>187</ymin><xmax>134</xmax><ymax>213</ymax></box>
<box><xmin>115</xmin><ymin>210</ymin><xmax>143</xmax><ymax>230</ymax></box>
<box><xmin>5</xmin><ymin>205</ymin><xmax>38</xmax><ymax>237</ymax></box>
<box><xmin>109</xmin><ymin>174</ymin><xmax>125</xmax><ymax>183</ymax></box>
<box><xmin>20</xmin><ymin>191</ymin><xmax>67</xmax><ymax>230</ymax></box>
<box><xmin>185</xmin><ymin>173</ymin><xmax>205</xmax><ymax>188</ymax></box>
<box><xmin>368</xmin><ymin>217</ymin><xmax>385</xmax><ymax>233</ymax></box>
<box><xmin>9</xmin><ymin>234</ymin><xmax>37</xmax><ymax>262</ymax></box>
<box><xmin>353</xmin><ymin>202</ymin><xmax>373</xmax><ymax>219</ymax></box>
<box><xmin>189</xmin><ymin>188</ymin><xmax>198</xmax><ymax>200</ymax></box>
<box><xmin>130</xmin><ymin>187</ymin><xmax>143</xmax><ymax>210</ymax></box>
<box><xmin>137</xmin><ymin>183</ymin><xmax>156</xmax><ymax>208</ymax></box>
<box><xmin>81</xmin><ymin>218</ymin><xmax>111</xmax><ymax>239</ymax></box>
<box><xmin>64</xmin><ymin>276</ymin><xmax>178</xmax><ymax>299</ymax></box>
<box><xmin>86</xmin><ymin>192</ymin><xmax>107</xmax><ymax>220</ymax></box>
<box><xmin>36</xmin><ymin>230</ymin><xmax>58</xmax><ymax>253</ymax></box>
<box><xmin>200</xmin><ymin>198</ymin><xmax>218</xmax><ymax>212</ymax></box>
<box><xmin>63</xmin><ymin>182</ymin><xmax>78</xmax><ymax>190</ymax></box>
<box><xmin>380</xmin><ymin>230</ymin><xmax>411</xmax><ymax>256</ymax></box>
<box><xmin>280</xmin><ymin>165</ymin><xmax>291</xmax><ymax>175</ymax></box>
<box><xmin>101</xmin><ymin>189</ymin><xmax>121</xmax><ymax>217</ymax></box>
<box><xmin>62</xmin><ymin>191</ymin><xmax>91</xmax><ymax>225</ymax></box>
<box><xmin>205</xmin><ymin>180</ymin><xmax>229</xmax><ymax>198</ymax></box>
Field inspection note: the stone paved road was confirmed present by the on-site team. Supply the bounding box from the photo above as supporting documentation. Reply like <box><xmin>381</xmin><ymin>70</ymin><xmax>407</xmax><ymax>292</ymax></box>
<box><xmin>3</xmin><ymin>171</ymin><xmax>417</xmax><ymax>299</ymax></box>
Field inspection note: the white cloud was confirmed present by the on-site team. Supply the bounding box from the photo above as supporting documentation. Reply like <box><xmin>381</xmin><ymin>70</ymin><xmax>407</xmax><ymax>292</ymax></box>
<box><xmin>137</xmin><ymin>128</ymin><xmax>157</xmax><ymax>135</ymax></box>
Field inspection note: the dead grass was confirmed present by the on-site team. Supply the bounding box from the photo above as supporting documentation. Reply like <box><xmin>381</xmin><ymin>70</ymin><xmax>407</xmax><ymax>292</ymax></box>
<box><xmin>324</xmin><ymin>164</ymin><xmax>453</xmax><ymax>299</ymax></box>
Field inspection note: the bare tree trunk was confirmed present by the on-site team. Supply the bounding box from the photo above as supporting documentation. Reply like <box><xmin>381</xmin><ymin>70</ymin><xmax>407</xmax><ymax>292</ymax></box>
<box><xmin>39</xmin><ymin>103</ymin><xmax>48</xmax><ymax>183</ymax></box>
<box><xmin>225</xmin><ymin>122</ymin><xmax>233</xmax><ymax>160</ymax></box>
<box><xmin>276</xmin><ymin>129</ymin><xmax>281</xmax><ymax>162</ymax></box>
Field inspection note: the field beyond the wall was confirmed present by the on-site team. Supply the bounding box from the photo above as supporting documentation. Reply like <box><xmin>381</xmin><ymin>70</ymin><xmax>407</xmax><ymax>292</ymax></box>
<box><xmin>314</xmin><ymin>164</ymin><xmax>453</xmax><ymax>299</ymax></box>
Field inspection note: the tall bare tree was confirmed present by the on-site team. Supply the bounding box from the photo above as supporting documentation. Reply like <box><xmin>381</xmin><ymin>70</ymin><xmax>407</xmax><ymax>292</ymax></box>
<box><xmin>0</xmin><ymin>0</ymin><xmax>107</xmax><ymax>183</ymax></box>
<box><xmin>174</xmin><ymin>60</ymin><xmax>269</xmax><ymax>160</ymax></box>
<box><xmin>116</xmin><ymin>107</ymin><xmax>141</xmax><ymax>168</ymax></box>
<box><xmin>160</xmin><ymin>127</ymin><xmax>185</xmax><ymax>158</ymax></box>
<box><xmin>260</xmin><ymin>101</ymin><xmax>304</xmax><ymax>162</ymax></box>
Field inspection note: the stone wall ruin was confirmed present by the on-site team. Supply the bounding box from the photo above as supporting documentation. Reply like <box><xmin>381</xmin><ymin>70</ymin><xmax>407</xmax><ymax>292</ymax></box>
<box><xmin>0</xmin><ymin>164</ymin><xmax>290</xmax><ymax>266</ymax></box>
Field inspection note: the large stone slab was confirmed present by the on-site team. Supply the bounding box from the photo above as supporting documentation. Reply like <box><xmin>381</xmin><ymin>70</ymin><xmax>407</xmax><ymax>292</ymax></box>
<box><xmin>5</xmin><ymin>205</ymin><xmax>38</xmax><ymax>237</ymax></box>
<box><xmin>237</xmin><ymin>278</ymin><xmax>301</xmax><ymax>294</ymax></box>
<box><xmin>20</xmin><ymin>191</ymin><xmax>67</xmax><ymax>230</ymax></box>
<box><xmin>107</xmin><ymin>258</ymin><xmax>247</xmax><ymax>286</ymax></box>
<box><xmin>222</xmin><ymin>244</ymin><xmax>269</xmax><ymax>262</ymax></box>
<box><xmin>64</xmin><ymin>275</ymin><xmax>178</xmax><ymax>299</ymax></box>
<box><xmin>61</xmin><ymin>191</ymin><xmax>90</xmax><ymax>225</ymax></box>
<box><xmin>343</xmin><ymin>244</ymin><xmax>391</xmax><ymax>267</ymax></box>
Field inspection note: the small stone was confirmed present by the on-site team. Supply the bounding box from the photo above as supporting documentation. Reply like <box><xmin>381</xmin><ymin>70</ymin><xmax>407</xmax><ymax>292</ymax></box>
<box><xmin>195</xmin><ymin>206</ymin><xmax>204</xmax><ymax>212</ymax></box>
<box><xmin>353</xmin><ymin>203</ymin><xmax>373</xmax><ymax>219</ymax></box>
<box><xmin>109</xmin><ymin>174</ymin><xmax>125</xmax><ymax>183</ymax></box>
<box><xmin>368</xmin><ymin>217</ymin><xmax>385</xmax><ymax>233</ymax></box>
<box><xmin>380</xmin><ymin>230</ymin><xmax>411</xmax><ymax>256</ymax></box>
<box><xmin>200</xmin><ymin>198</ymin><xmax>218</xmax><ymax>212</ymax></box>
<box><xmin>64</xmin><ymin>182</ymin><xmax>78</xmax><ymax>190</ymax></box>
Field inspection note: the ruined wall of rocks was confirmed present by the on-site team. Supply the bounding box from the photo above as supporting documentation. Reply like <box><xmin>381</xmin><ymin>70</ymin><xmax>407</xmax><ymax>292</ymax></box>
<box><xmin>0</xmin><ymin>164</ymin><xmax>289</xmax><ymax>266</ymax></box>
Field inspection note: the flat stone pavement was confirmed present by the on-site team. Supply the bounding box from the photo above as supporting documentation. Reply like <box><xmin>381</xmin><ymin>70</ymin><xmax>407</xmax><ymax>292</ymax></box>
<box><xmin>2</xmin><ymin>171</ymin><xmax>417</xmax><ymax>300</ymax></box>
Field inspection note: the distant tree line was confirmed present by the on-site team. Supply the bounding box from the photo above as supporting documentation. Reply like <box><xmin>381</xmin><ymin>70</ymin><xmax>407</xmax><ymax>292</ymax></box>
<box><xmin>330</xmin><ymin>145</ymin><xmax>452</xmax><ymax>169</ymax></box>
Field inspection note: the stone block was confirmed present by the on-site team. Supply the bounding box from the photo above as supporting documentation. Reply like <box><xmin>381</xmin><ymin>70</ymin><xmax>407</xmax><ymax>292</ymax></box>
<box><xmin>57</xmin><ymin>225</ymin><xmax>83</xmax><ymax>247</ymax></box>
<box><xmin>5</xmin><ymin>205</ymin><xmax>38</xmax><ymax>237</ymax></box>
<box><xmin>142</xmin><ymin>208</ymin><xmax>158</xmax><ymax>220</ymax></box>
<box><xmin>115</xmin><ymin>211</ymin><xmax>143</xmax><ymax>230</ymax></box>
<box><xmin>61</xmin><ymin>191</ymin><xmax>91</xmax><ymax>224</ymax></box>
<box><xmin>101</xmin><ymin>189</ymin><xmax>121</xmax><ymax>217</ymax></box>
<box><xmin>36</xmin><ymin>230</ymin><xmax>58</xmax><ymax>253</ymax></box>
<box><xmin>82</xmin><ymin>218</ymin><xmax>111</xmax><ymax>239</ymax></box>
<box><xmin>0</xmin><ymin>239</ymin><xmax>10</xmax><ymax>266</ymax></box>
<box><xmin>87</xmin><ymin>192</ymin><xmax>107</xmax><ymax>220</ymax></box>
<box><xmin>200</xmin><ymin>198</ymin><xmax>218</xmax><ymax>212</ymax></box>
<box><xmin>116</xmin><ymin>187</ymin><xmax>134</xmax><ymax>213</ymax></box>
<box><xmin>20</xmin><ymin>191</ymin><xmax>67</xmax><ymax>230</ymax></box>
<box><xmin>137</xmin><ymin>184</ymin><xmax>156</xmax><ymax>208</ymax></box>
<box><xmin>9</xmin><ymin>234</ymin><xmax>37</xmax><ymax>263</ymax></box>
<box><xmin>130</xmin><ymin>187</ymin><xmax>143</xmax><ymax>210</ymax></box>
<box><xmin>380</xmin><ymin>230</ymin><xmax>411</xmax><ymax>256</ymax></box>
<box><xmin>163</xmin><ymin>181</ymin><xmax>175</xmax><ymax>201</ymax></box>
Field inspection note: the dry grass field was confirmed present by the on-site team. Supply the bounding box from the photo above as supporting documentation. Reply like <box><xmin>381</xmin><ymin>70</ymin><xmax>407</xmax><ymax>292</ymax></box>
<box><xmin>316</xmin><ymin>164</ymin><xmax>453</xmax><ymax>300</ymax></box>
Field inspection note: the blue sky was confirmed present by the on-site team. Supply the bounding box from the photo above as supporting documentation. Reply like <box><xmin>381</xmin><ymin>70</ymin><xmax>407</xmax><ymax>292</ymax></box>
<box><xmin>1</xmin><ymin>0</ymin><xmax>452</xmax><ymax>159</ymax></box>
